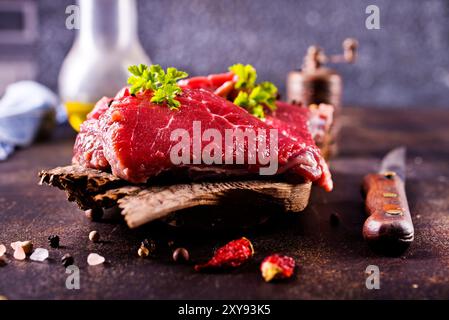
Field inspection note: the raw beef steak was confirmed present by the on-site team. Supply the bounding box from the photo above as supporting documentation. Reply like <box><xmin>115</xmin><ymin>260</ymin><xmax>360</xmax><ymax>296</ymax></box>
<box><xmin>72</xmin><ymin>97</ymin><xmax>111</xmax><ymax>170</ymax></box>
<box><xmin>78</xmin><ymin>88</ymin><xmax>333</xmax><ymax>190</ymax></box>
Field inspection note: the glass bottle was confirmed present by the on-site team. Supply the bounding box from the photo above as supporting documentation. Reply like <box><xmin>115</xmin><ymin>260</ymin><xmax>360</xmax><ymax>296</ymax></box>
<box><xmin>58</xmin><ymin>0</ymin><xmax>151</xmax><ymax>131</ymax></box>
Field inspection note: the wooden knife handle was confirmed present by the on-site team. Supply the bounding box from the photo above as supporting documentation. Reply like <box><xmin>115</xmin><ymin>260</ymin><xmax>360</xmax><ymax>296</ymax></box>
<box><xmin>362</xmin><ymin>173</ymin><xmax>414</xmax><ymax>245</ymax></box>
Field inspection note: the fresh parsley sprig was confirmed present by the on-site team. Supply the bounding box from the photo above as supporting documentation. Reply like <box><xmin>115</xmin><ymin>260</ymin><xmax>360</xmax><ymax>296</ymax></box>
<box><xmin>228</xmin><ymin>64</ymin><xmax>278</xmax><ymax>119</ymax></box>
<box><xmin>229</xmin><ymin>63</ymin><xmax>257</xmax><ymax>90</ymax></box>
<box><xmin>127</xmin><ymin>64</ymin><xmax>188</xmax><ymax>110</ymax></box>
<box><xmin>234</xmin><ymin>82</ymin><xmax>278</xmax><ymax>119</ymax></box>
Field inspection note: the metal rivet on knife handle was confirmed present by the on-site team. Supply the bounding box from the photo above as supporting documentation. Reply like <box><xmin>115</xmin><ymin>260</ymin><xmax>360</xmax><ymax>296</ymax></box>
<box><xmin>383</xmin><ymin>192</ymin><xmax>398</xmax><ymax>198</ymax></box>
<box><xmin>382</xmin><ymin>171</ymin><xmax>396</xmax><ymax>179</ymax></box>
<box><xmin>385</xmin><ymin>209</ymin><xmax>403</xmax><ymax>216</ymax></box>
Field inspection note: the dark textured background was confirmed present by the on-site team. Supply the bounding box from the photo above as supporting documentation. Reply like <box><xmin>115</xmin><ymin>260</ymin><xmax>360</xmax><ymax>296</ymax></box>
<box><xmin>31</xmin><ymin>0</ymin><xmax>449</xmax><ymax>107</ymax></box>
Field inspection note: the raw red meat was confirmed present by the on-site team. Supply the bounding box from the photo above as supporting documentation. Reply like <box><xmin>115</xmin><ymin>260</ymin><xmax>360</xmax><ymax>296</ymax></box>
<box><xmin>179</xmin><ymin>72</ymin><xmax>334</xmax><ymax>190</ymax></box>
<box><xmin>265</xmin><ymin>101</ymin><xmax>333</xmax><ymax>145</ymax></box>
<box><xmin>265</xmin><ymin>101</ymin><xmax>333</xmax><ymax>190</ymax></box>
<box><xmin>72</xmin><ymin>97</ymin><xmax>111</xmax><ymax>170</ymax></box>
<box><xmin>180</xmin><ymin>71</ymin><xmax>333</xmax><ymax>143</ymax></box>
<box><xmin>72</xmin><ymin>88</ymin><xmax>131</xmax><ymax>169</ymax></box>
<box><xmin>178</xmin><ymin>72</ymin><xmax>234</xmax><ymax>91</ymax></box>
<box><xmin>80</xmin><ymin>88</ymin><xmax>332</xmax><ymax>190</ymax></box>
<box><xmin>86</xmin><ymin>96</ymin><xmax>112</xmax><ymax>120</ymax></box>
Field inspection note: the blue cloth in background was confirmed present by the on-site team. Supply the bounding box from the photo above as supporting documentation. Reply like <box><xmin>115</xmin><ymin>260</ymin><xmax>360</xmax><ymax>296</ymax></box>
<box><xmin>0</xmin><ymin>81</ymin><xmax>66</xmax><ymax>161</ymax></box>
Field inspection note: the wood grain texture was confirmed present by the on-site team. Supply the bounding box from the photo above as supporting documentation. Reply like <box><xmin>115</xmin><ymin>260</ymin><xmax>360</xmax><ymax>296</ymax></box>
<box><xmin>38</xmin><ymin>165</ymin><xmax>129</xmax><ymax>210</ymax></box>
<box><xmin>362</xmin><ymin>173</ymin><xmax>414</xmax><ymax>245</ymax></box>
<box><xmin>39</xmin><ymin>165</ymin><xmax>311</xmax><ymax>228</ymax></box>
<box><xmin>119</xmin><ymin>180</ymin><xmax>311</xmax><ymax>228</ymax></box>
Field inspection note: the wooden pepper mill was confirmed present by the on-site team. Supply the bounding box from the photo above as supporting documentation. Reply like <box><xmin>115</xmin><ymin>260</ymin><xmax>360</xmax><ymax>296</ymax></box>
<box><xmin>287</xmin><ymin>38</ymin><xmax>358</xmax><ymax>112</ymax></box>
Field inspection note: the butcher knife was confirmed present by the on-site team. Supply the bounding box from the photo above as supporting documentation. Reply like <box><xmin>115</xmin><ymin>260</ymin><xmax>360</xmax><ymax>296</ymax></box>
<box><xmin>362</xmin><ymin>147</ymin><xmax>414</xmax><ymax>249</ymax></box>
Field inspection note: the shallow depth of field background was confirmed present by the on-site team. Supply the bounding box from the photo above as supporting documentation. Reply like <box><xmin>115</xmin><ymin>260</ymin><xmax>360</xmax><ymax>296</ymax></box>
<box><xmin>1</xmin><ymin>0</ymin><xmax>449</xmax><ymax>107</ymax></box>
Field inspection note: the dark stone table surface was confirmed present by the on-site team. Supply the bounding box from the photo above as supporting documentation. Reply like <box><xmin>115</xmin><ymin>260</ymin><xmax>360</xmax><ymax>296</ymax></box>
<box><xmin>1</xmin><ymin>107</ymin><xmax>449</xmax><ymax>299</ymax></box>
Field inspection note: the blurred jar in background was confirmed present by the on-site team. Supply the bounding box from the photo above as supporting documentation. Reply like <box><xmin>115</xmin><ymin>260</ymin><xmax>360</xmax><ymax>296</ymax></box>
<box><xmin>59</xmin><ymin>0</ymin><xmax>150</xmax><ymax>131</ymax></box>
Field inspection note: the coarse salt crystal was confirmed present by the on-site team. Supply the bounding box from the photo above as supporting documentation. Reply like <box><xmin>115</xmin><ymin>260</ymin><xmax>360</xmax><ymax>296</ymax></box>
<box><xmin>0</xmin><ymin>244</ymin><xmax>6</xmax><ymax>257</ymax></box>
<box><xmin>10</xmin><ymin>241</ymin><xmax>21</xmax><ymax>250</ymax></box>
<box><xmin>10</xmin><ymin>240</ymin><xmax>33</xmax><ymax>254</ymax></box>
<box><xmin>87</xmin><ymin>253</ymin><xmax>105</xmax><ymax>266</ymax></box>
<box><xmin>13</xmin><ymin>247</ymin><xmax>26</xmax><ymax>260</ymax></box>
<box><xmin>30</xmin><ymin>248</ymin><xmax>49</xmax><ymax>262</ymax></box>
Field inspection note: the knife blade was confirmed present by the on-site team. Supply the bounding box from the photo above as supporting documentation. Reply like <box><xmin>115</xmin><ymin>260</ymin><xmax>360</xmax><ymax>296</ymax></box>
<box><xmin>362</xmin><ymin>147</ymin><xmax>414</xmax><ymax>250</ymax></box>
<box><xmin>379</xmin><ymin>147</ymin><xmax>406</xmax><ymax>181</ymax></box>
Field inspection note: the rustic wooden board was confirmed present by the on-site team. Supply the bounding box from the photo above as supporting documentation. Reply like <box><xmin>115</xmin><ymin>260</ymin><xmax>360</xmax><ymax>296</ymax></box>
<box><xmin>38</xmin><ymin>165</ymin><xmax>127</xmax><ymax>209</ymax></box>
<box><xmin>39</xmin><ymin>165</ymin><xmax>312</xmax><ymax>228</ymax></box>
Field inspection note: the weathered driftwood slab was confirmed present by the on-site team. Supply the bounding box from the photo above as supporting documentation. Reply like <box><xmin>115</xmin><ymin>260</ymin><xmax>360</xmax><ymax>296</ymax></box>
<box><xmin>39</xmin><ymin>165</ymin><xmax>129</xmax><ymax>210</ymax></box>
<box><xmin>39</xmin><ymin>165</ymin><xmax>312</xmax><ymax>228</ymax></box>
<box><xmin>119</xmin><ymin>180</ymin><xmax>311</xmax><ymax>228</ymax></box>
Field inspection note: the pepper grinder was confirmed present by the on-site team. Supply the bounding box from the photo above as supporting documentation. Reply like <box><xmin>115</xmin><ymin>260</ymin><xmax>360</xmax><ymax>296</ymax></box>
<box><xmin>287</xmin><ymin>38</ymin><xmax>357</xmax><ymax>112</ymax></box>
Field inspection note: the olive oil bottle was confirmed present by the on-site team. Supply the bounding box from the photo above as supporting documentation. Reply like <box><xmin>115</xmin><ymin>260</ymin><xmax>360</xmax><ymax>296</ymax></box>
<box><xmin>58</xmin><ymin>0</ymin><xmax>150</xmax><ymax>131</ymax></box>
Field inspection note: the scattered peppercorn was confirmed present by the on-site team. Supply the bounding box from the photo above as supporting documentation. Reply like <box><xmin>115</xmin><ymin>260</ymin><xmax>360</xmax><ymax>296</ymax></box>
<box><xmin>260</xmin><ymin>254</ymin><xmax>295</xmax><ymax>282</ymax></box>
<box><xmin>20</xmin><ymin>241</ymin><xmax>33</xmax><ymax>255</ymax></box>
<box><xmin>89</xmin><ymin>231</ymin><xmax>100</xmax><ymax>243</ymax></box>
<box><xmin>48</xmin><ymin>235</ymin><xmax>60</xmax><ymax>248</ymax></box>
<box><xmin>141</xmin><ymin>239</ymin><xmax>156</xmax><ymax>255</ymax></box>
<box><xmin>138</xmin><ymin>246</ymin><xmax>150</xmax><ymax>258</ymax></box>
<box><xmin>330</xmin><ymin>212</ymin><xmax>340</xmax><ymax>226</ymax></box>
<box><xmin>61</xmin><ymin>254</ymin><xmax>74</xmax><ymax>267</ymax></box>
<box><xmin>85</xmin><ymin>208</ymin><xmax>103</xmax><ymax>221</ymax></box>
<box><xmin>173</xmin><ymin>247</ymin><xmax>189</xmax><ymax>263</ymax></box>
<box><xmin>194</xmin><ymin>237</ymin><xmax>254</xmax><ymax>271</ymax></box>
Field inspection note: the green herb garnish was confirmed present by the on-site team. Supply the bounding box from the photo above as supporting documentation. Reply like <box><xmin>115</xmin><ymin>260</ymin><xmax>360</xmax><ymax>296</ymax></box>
<box><xmin>127</xmin><ymin>64</ymin><xmax>188</xmax><ymax>110</ymax></box>
<box><xmin>228</xmin><ymin>63</ymin><xmax>257</xmax><ymax>90</ymax></box>
<box><xmin>233</xmin><ymin>82</ymin><xmax>278</xmax><ymax>119</ymax></box>
<box><xmin>229</xmin><ymin>64</ymin><xmax>278</xmax><ymax>119</ymax></box>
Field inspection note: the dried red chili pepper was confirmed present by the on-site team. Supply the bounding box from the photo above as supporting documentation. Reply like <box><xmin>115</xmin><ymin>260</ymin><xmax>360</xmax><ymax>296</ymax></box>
<box><xmin>260</xmin><ymin>254</ymin><xmax>295</xmax><ymax>282</ymax></box>
<box><xmin>194</xmin><ymin>237</ymin><xmax>254</xmax><ymax>271</ymax></box>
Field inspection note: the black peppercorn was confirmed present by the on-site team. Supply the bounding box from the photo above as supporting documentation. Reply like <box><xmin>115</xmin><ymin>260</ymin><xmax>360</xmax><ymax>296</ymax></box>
<box><xmin>61</xmin><ymin>254</ymin><xmax>74</xmax><ymax>267</ymax></box>
<box><xmin>85</xmin><ymin>208</ymin><xmax>103</xmax><ymax>221</ymax></box>
<box><xmin>48</xmin><ymin>235</ymin><xmax>60</xmax><ymax>248</ymax></box>
<box><xmin>330</xmin><ymin>212</ymin><xmax>340</xmax><ymax>226</ymax></box>
<box><xmin>89</xmin><ymin>231</ymin><xmax>100</xmax><ymax>243</ymax></box>
<box><xmin>172</xmin><ymin>247</ymin><xmax>190</xmax><ymax>263</ymax></box>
